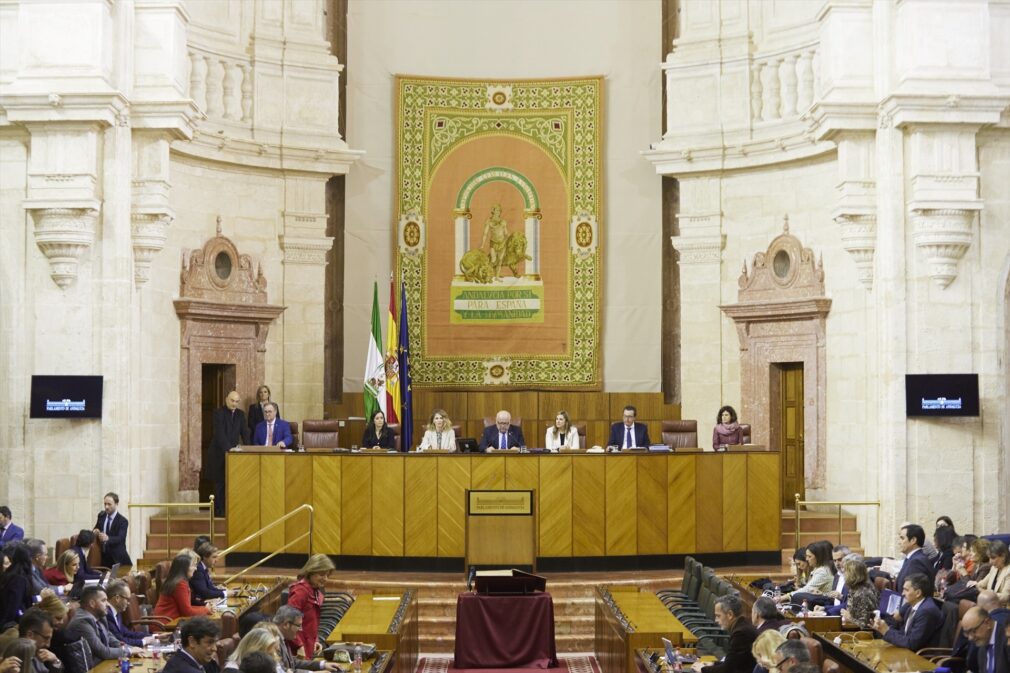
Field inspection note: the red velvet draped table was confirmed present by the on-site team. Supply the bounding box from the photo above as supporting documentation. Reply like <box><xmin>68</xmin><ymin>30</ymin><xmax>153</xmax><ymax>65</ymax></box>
<box><xmin>453</xmin><ymin>592</ymin><xmax>559</xmax><ymax>669</ymax></box>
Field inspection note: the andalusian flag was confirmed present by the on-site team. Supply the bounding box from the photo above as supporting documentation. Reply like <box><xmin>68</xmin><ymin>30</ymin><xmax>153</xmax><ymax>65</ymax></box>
<box><xmin>385</xmin><ymin>277</ymin><xmax>401</xmax><ymax>425</ymax></box>
<box><xmin>363</xmin><ymin>281</ymin><xmax>385</xmax><ymax>421</ymax></box>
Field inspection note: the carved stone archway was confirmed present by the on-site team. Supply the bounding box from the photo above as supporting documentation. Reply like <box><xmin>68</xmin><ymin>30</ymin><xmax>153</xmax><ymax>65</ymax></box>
<box><xmin>720</xmin><ymin>217</ymin><xmax>831</xmax><ymax>490</ymax></box>
<box><xmin>174</xmin><ymin>219</ymin><xmax>284</xmax><ymax>491</ymax></box>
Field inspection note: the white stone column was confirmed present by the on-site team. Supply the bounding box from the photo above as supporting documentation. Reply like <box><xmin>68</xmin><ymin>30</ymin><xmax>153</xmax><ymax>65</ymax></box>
<box><xmin>669</xmin><ymin>177</ymin><xmax>726</xmax><ymax>426</ymax></box>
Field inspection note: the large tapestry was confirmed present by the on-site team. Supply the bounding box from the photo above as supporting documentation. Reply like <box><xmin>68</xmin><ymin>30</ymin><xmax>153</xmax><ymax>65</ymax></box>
<box><xmin>395</xmin><ymin>76</ymin><xmax>602</xmax><ymax>389</ymax></box>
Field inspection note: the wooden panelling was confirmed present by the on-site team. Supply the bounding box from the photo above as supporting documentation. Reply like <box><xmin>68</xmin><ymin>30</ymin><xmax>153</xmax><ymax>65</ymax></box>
<box><xmin>585</xmin><ymin>421</ymin><xmax>610</xmax><ymax>448</ymax></box>
<box><xmin>747</xmin><ymin>453</ymin><xmax>781</xmax><ymax>550</ymax></box>
<box><xmin>539</xmin><ymin>456</ymin><xmax>573</xmax><ymax>556</ymax></box>
<box><xmin>437</xmin><ymin>456</ymin><xmax>469</xmax><ymax>556</ymax></box>
<box><xmin>636</xmin><ymin>456</ymin><xmax>667</xmax><ymax>555</ymax></box>
<box><xmin>572</xmin><ymin>457</ymin><xmax>606</xmax><ymax>556</ymax></box>
<box><xmin>227</xmin><ymin>455</ymin><xmax>261</xmax><ymax>548</ymax></box>
<box><xmin>667</xmin><ymin>455</ymin><xmax>696</xmax><ymax>553</ymax></box>
<box><xmin>466</xmin><ymin>392</ymin><xmax>539</xmax><ymax>422</ymax></box>
<box><xmin>311</xmin><ymin>457</ymin><xmax>341</xmax><ymax>554</ymax></box>
<box><xmin>412</xmin><ymin>391</ymin><xmax>469</xmax><ymax>423</ymax></box>
<box><xmin>721</xmin><ymin>454</ymin><xmax>748</xmax><ymax>552</ymax></box>
<box><xmin>284</xmin><ymin>458</ymin><xmax>313</xmax><ymax>553</ymax></box>
<box><xmin>605</xmin><ymin>456</ymin><xmax>637</xmax><ymax>555</ymax></box>
<box><xmin>695</xmin><ymin>455</ymin><xmax>723</xmax><ymax>552</ymax></box>
<box><xmin>372</xmin><ymin>457</ymin><xmax>405</xmax><ymax>556</ymax></box>
<box><xmin>341</xmin><ymin>456</ymin><xmax>373</xmax><ymax>555</ymax></box>
<box><xmin>471</xmin><ymin>455</ymin><xmax>505</xmax><ymax>489</ymax></box>
<box><xmin>324</xmin><ymin>393</ymin><xmax>365</xmax><ymax>419</ymax></box>
<box><xmin>608</xmin><ymin>394</ymin><xmax>680</xmax><ymax>421</ymax></box>
<box><xmin>538</xmin><ymin>392</ymin><xmax>609</xmax><ymax>424</ymax></box>
<box><xmin>404</xmin><ymin>458</ymin><xmax>438</xmax><ymax>556</ymax></box>
<box><xmin>505</xmin><ymin>456</ymin><xmax>539</xmax><ymax>491</ymax></box>
<box><xmin>260</xmin><ymin>455</ymin><xmax>286</xmax><ymax>551</ymax></box>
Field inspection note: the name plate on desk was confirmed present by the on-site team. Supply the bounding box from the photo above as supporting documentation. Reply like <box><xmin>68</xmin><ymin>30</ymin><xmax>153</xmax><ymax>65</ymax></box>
<box><xmin>468</xmin><ymin>490</ymin><xmax>533</xmax><ymax>516</ymax></box>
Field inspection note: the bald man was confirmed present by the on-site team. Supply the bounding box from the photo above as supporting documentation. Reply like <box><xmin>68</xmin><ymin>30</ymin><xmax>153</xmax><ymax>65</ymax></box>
<box><xmin>479</xmin><ymin>410</ymin><xmax>525</xmax><ymax>451</ymax></box>
<box><xmin>956</xmin><ymin>592</ymin><xmax>1010</xmax><ymax>664</ymax></box>
<box><xmin>961</xmin><ymin>606</ymin><xmax>1010</xmax><ymax>673</ymax></box>
<box><xmin>207</xmin><ymin>391</ymin><xmax>250</xmax><ymax>515</ymax></box>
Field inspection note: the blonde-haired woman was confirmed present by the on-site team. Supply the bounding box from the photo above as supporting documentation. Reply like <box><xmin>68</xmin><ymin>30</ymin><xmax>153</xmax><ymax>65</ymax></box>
<box><xmin>545</xmin><ymin>411</ymin><xmax>579</xmax><ymax>451</ymax></box>
<box><xmin>42</xmin><ymin>551</ymin><xmax>77</xmax><ymax>593</ymax></box>
<box><xmin>751</xmin><ymin>630</ymin><xmax>785</xmax><ymax>673</ymax></box>
<box><xmin>287</xmin><ymin>554</ymin><xmax>335</xmax><ymax>656</ymax></box>
<box><xmin>35</xmin><ymin>594</ymin><xmax>68</xmax><ymax>627</ymax></box>
<box><xmin>418</xmin><ymin>409</ymin><xmax>456</xmax><ymax>451</ymax></box>
<box><xmin>224</xmin><ymin>628</ymin><xmax>281</xmax><ymax>672</ymax></box>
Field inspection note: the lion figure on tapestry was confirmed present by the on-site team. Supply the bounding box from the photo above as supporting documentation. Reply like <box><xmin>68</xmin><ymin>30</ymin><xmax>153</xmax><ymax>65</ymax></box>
<box><xmin>460</xmin><ymin>231</ymin><xmax>532</xmax><ymax>283</ymax></box>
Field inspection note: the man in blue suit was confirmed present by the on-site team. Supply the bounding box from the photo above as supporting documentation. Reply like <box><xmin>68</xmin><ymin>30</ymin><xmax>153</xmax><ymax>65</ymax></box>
<box><xmin>93</xmin><ymin>492</ymin><xmax>131</xmax><ymax>566</ymax></box>
<box><xmin>894</xmin><ymin>524</ymin><xmax>935</xmax><ymax>592</ymax></box>
<box><xmin>874</xmin><ymin>573</ymin><xmax>942</xmax><ymax>651</ymax></box>
<box><xmin>0</xmin><ymin>506</ymin><xmax>25</xmax><ymax>542</ymax></box>
<box><xmin>607</xmin><ymin>405</ymin><xmax>651</xmax><ymax>449</ymax></box>
<box><xmin>479</xmin><ymin>410</ymin><xmax>525</xmax><ymax>451</ymax></box>
<box><xmin>962</xmin><ymin>605</ymin><xmax>1010</xmax><ymax>673</ymax></box>
<box><xmin>253</xmin><ymin>402</ymin><xmax>294</xmax><ymax>448</ymax></box>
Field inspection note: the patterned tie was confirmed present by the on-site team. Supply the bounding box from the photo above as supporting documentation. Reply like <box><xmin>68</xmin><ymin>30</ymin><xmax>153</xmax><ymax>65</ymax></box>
<box><xmin>625</xmin><ymin>426</ymin><xmax>632</xmax><ymax>448</ymax></box>
<box><xmin>987</xmin><ymin>644</ymin><xmax>995</xmax><ymax>673</ymax></box>
<box><xmin>267</xmin><ymin>423</ymin><xmax>274</xmax><ymax>446</ymax></box>
<box><xmin>499</xmin><ymin>432</ymin><xmax>506</xmax><ymax>450</ymax></box>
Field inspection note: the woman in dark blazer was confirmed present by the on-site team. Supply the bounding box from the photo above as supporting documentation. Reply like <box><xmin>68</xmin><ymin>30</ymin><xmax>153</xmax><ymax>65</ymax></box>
<box><xmin>248</xmin><ymin>385</ymin><xmax>278</xmax><ymax>434</ymax></box>
<box><xmin>361</xmin><ymin>410</ymin><xmax>396</xmax><ymax>450</ymax></box>
<box><xmin>190</xmin><ymin>543</ymin><xmax>226</xmax><ymax>604</ymax></box>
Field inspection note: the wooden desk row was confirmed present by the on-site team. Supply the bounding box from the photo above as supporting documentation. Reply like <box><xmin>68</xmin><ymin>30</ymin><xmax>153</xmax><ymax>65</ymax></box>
<box><xmin>227</xmin><ymin>451</ymin><xmax>781</xmax><ymax>560</ymax></box>
<box><xmin>596</xmin><ymin>587</ymin><xmax>697</xmax><ymax>673</ymax></box>
<box><xmin>327</xmin><ymin>591</ymin><xmax>418</xmax><ymax>673</ymax></box>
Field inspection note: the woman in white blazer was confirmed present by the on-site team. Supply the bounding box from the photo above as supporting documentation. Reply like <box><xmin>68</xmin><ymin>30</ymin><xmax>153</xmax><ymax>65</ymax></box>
<box><xmin>417</xmin><ymin>408</ymin><xmax>456</xmax><ymax>451</ymax></box>
<box><xmin>545</xmin><ymin>410</ymin><xmax>580</xmax><ymax>451</ymax></box>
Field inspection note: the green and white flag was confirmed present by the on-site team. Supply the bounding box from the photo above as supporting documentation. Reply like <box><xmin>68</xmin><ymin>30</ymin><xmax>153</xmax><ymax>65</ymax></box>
<box><xmin>363</xmin><ymin>281</ymin><xmax>385</xmax><ymax>421</ymax></box>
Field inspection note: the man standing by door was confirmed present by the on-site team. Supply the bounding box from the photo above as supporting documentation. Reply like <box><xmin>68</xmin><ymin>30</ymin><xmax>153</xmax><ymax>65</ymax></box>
<box><xmin>207</xmin><ymin>391</ymin><xmax>249</xmax><ymax>516</ymax></box>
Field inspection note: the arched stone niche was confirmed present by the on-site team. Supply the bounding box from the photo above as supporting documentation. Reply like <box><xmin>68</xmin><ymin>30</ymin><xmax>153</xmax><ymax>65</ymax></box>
<box><xmin>174</xmin><ymin>219</ymin><xmax>284</xmax><ymax>491</ymax></box>
<box><xmin>720</xmin><ymin>217</ymin><xmax>831</xmax><ymax>489</ymax></box>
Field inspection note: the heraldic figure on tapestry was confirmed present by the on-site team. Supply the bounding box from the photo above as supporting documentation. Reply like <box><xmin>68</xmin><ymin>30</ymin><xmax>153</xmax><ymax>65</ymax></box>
<box><xmin>459</xmin><ymin>204</ymin><xmax>532</xmax><ymax>284</ymax></box>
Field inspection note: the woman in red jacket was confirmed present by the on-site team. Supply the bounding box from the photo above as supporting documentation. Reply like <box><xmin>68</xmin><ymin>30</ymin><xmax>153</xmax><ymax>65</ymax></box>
<box><xmin>154</xmin><ymin>553</ymin><xmax>213</xmax><ymax>620</ymax></box>
<box><xmin>286</xmin><ymin>554</ymin><xmax>335</xmax><ymax>655</ymax></box>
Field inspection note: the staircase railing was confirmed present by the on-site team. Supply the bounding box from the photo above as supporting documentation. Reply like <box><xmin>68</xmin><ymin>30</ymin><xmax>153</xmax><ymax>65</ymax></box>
<box><xmin>794</xmin><ymin>493</ymin><xmax>880</xmax><ymax>551</ymax></box>
<box><xmin>128</xmin><ymin>496</ymin><xmax>215</xmax><ymax>561</ymax></box>
<box><xmin>218</xmin><ymin>504</ymin><xmax>314</xmax><ymax>584</ymax></box>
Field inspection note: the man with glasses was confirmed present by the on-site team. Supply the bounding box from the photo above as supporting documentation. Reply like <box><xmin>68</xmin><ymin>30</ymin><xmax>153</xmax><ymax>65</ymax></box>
<box><xmin>962</xmin><ymin>606</ymin><xmax>1009</xmax><ymax>673</ymax></box>
<box><xmin>690</xmin><ymin>595</ymin><xmax>757</xmax><ymax>673</ymax></box>
<box><xmin>770</xmin><ymin>640</ymin><xmax>811</xmax><ymax>673</ymax></box>
<box><xmin>18</xmin><ymin>608</ymin><xmax>62</xmax><ymax>673</ymax></box>
<box><xmin>607</xmin><ymin>405</ymin><xmax>651</xmax><ymax>450</ymax></box>
<box><xmin>272</xmin><ymin>606</ymin><xmax>339</xmax><ymax>673</ymax></box>
<box><xmin>479</xmin><ymin>410</ymin><xmax>525</xmax><ymax>451</ymax></box>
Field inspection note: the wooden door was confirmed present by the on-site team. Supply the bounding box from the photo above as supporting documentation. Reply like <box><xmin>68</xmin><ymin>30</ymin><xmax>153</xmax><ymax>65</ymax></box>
<box><xmin>199</xmin><ymin>364</ymin><xmax>231</xmax><ymax>501</ymax></box>
<box><xmin>779</xmin><ymin>363</ymin><xmax>804</xmax><ymax>508</ymax></box>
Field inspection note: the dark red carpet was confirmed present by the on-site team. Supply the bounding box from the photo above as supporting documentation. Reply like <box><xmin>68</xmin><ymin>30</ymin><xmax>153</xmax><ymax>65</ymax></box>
<box><xmin>416</xmin><ymin>655</ymin><xmax>601</xmax><ymax>673</ymax></box>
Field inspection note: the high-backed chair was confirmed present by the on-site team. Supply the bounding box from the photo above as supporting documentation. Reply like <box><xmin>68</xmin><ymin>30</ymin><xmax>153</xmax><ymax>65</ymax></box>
<box><xmin>661</xmin><ymin>420</ymin><xmax>698</xmax><ymax>449</ymax></box>
<box><xmin>288</xmin><ymin>420</ymin><xmax>300</xmax><ymax>450</ymax></box>
<box><xmin>68</xmin><ymin>534</ymin><xmax>108</xmax><ymax>573</ymax></box>
<box><xmin>740</xmin><ymin>423</ymin><xmax>751</xmax><ymax>444</ymax></box>
<box><xmin>302</xmin><ymin>420</ymin><xmax>340</xmax><ymax>451</ymax></box>
<box><xmin>387</xmin><ymin>423</ymin><xmax>402</xmax><ymax>451</ymax></box>
<box><xmin>801</xmin><ymin>637</ymin><xmax>824</xmax><ymax>667</ymax></box>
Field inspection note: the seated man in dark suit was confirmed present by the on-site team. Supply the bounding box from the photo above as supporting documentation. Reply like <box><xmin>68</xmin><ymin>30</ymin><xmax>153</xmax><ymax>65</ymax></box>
<box><xmin>104</xmin><ymin>579</ymin><xmax>153</xmax><ymax>647</ymax></box>
<box><xmin>162</xmin><ymin>616</ymin><xmax>220</xmax><ymax>673</ymax></box>
<box><xmin>93</xmin><ymin>492</ymin><xmax>131</xmax><ymax>567</ymax></box>
<box><xmin>607</xmin><ymin>405</ymin><xmax>651</xmax><ymax>449</ymax></box>
<box><xmin>253</xmin><ymin>402</ymin><xmax>294</xmax><ymax>448</ymax></box>
<box><xmin>18</xmin><ymin>608</ymin><xmax>63</xmax><ymax>673</ymax></box>
<box><xmin>71</xmin><ymin>529</ymin><xmax>103</xmax><ymax>581</ymax></box>
<box><xmin>954</xmin><ymin>591</ymin><xmax>1009</xmax><ymax>664</ymax></box>
<box><xmin>873</xmin><ymin>573</ymin><xmax>942</xmax><ymax>651</ymax></box>
<box><xmin>961</xmin><ymin>605</ymin><xmax>1010</xmax><ymax>673</ymax></box>
<box><xmin>478</xmin><ymin>410</ymin><xmax>525</xmax><ymax>451</ymax></box>
<box><xmin>690</xmin><ymin>594</ymin><xmax>757</xmax><ymax>673</ymax></box>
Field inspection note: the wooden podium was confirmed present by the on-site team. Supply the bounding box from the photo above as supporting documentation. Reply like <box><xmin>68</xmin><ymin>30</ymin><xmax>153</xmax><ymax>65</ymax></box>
<box><xmin>465</xmin><ymin>489</ymin><xmax>536</xmax><ymax>571</ymax></box>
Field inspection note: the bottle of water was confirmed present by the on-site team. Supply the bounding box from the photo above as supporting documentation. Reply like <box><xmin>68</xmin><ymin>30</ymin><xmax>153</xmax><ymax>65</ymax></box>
<box><xmin>773</xmin><ymin>586</ymin><xmax>781</xmax><ymax>600</ymax></box>
<box><xmin>173</xmin><ymin>628</ymin><xmax>182</xmax><ymax>651</ymax></box>
<box><xmin>119</xmin><ymin>651</ymin><xmax>130</xmax><ymax>673</ymax></box>
<box><xmin>801</xmin><ymin>600</ymin><xmax>809</xmax><ymax>617</ymax></box>
<box><xmin>353</xmin><ymin>645</ymin><xmax>362</xmax><ymax>673</ymax></box>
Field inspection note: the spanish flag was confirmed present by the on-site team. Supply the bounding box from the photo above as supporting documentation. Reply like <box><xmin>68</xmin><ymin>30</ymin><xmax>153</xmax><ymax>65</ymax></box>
<box><xmin>385</xmin><ymin>276</ymin><xmax>401</xmax><ymax>426</ymax></box>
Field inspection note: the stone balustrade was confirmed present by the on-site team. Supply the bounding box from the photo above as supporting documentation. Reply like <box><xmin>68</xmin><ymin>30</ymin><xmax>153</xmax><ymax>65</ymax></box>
<box><xmin>751</xmin><ymin>43</ymin><xmax>819</xmax><ymax>124</ymax></box>
<box><xmin>188</xmin><ymin>46</ymin><xmax>254</xmax><ymax>125</ymax></box>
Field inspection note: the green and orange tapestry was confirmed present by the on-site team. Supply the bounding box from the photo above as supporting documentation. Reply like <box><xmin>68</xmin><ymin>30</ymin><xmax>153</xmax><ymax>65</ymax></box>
<box><xmin>395</xmin><ymin>75</ymin><xmax>603</xmax><ymax>389</ymax></box>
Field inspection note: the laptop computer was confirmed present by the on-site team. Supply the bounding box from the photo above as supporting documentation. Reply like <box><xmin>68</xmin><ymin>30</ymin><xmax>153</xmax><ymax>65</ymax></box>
<box><xmin>99</xmin><ymin>563</ymin><xmax>121</xmax><ymax>587</ymax></box>
<box><xmin>458</xmin><ymin>438</ymin><xmax>480</xmax><ymax>453</ymax></box>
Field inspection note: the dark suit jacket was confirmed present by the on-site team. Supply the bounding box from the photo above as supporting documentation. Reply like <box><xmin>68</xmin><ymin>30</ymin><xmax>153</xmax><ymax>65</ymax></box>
<box><xmin>0</xmin><ymin>523</ymin><xmax>24</xmax><ymax>543</ymax></box>
<box><xmin>73</xmin><ymin>546</ymin><xmax>103</xmax><ymax>581</ymax></box>
<box><xmin>105</xmin><ymin>610</ymin><xmax>146</xmax><ymax>647</ymax></box>
<box><xmin>970</xmin><ymin>622</ymin><xmax>1010</xmax><ymax>673</ymax></box>
<box><xmin>896</xmin><ymin>548</ymin><xmax>935</xmax><ymax>592</ymax></box>
<box><xmin>958</xmin><ymin>608</ymin><xmax>1009</xmax><ymax>667</ymax></box>
<box><xmin>883</xmin><ymin>598</ymin><xmax>942</xmax><ymax>651</ymax></box>
<box><xmin>163</xmin><ymin>650</ymin><xmax>210</xmax><ymax>673</ymax></box>
<box><xmin>208</xmin><ymin>407</ymin><xmax>250</xmax><ymax>481</ymax></box>
<box><xmin>361</xmin><ymin>425</ymin><xmax>396</xmax><ymax>450</ymax></box>
<box><xmin>478</xmin><ymin>424</ymin><xmax>526</xmax><ymax>451</ymax></box>
<box><xmin>253</xmin><ymin>418</ymin><xmax>294</xmax><ymax>447</ymax></box>
<box><xmin>701</xmin><ymin>619</ymin><xmax>758</xmax><ymax>673</ymax></box>
<box><xmin>247</xmin><ymin>403</ymin><xmax>278</xmax><ymax>434</ymax></box>
<box><xmin>190</xmin><ymin>561</ymin><xmax>224</xmax><ymax>602</ymax></box>
<box><xmin>94</xmin><ymin>511</ymin><xmax>131</xmax><ymax>566</ymax></box>
<box><xmin>608</xmin><ymin>422</ymin><xmax>651</xmax><ymax>448</ymax></box>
